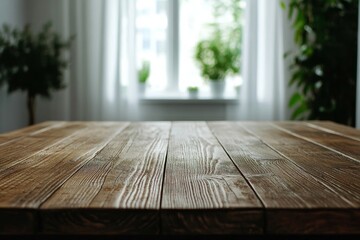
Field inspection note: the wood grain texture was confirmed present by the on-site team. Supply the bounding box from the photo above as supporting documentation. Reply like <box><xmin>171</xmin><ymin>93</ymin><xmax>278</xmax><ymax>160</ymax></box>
<box><xmin>0</xmin><ymin>122</ymin><xmax>128</xmax><ymax>208</ymax></box>
<box><xmin>208</xmin><ymin>122</ymin><xmax>353</xmax><ymax>209</ymax></box>
<box><xmin>0</xmin><ymin>122</ymin><xmax>87</xmax><ymax>170</ymax></box>
<box><xmin>274</xmin><ymin>122</ymin><xmax>360</xmax><ymax>162</ymax></box>
<box><xmin>41</xmin><ymin>209</ymin><xmax>158</xmax><ymax>235</ymax></box>
<box><xmin>162</xmin><ymin>122</ymin><xmax>263</xmax><ymax>235</ymax></box>
<box><xmin>237</xmin><ymin>122</ymin><xmax>360</xmax><ymax>234</ymax></box>
<box><xmin>307</xmin><ymin>121</ymin><xmax>360</xmax><ymax>141</ymax></box>
<box><xmin>40</xmin><ymin>122</ymin><xmax>171</xmax><ymax>235</ymax></box>
<box><xmin>267</xmin><ymin>209</ymin><xmax>360</xmax><ymax>234</ymax></box>
<box><xmin>0</xmin><ymin>209</ymin><xmax>36</xmax><ymax>235</ymax></box>
<box><xmin>0</xmin><ymin>121</ymin><xmax>62</xmax><ymax>137</ymax></box>
<box><xmin>1</xmin><ymin>121</ymin><xmax>360</xmax><ymax>236</ymax></box>
<box><xmin>244</xmin><ymin>122</ymin><xmax>360</xmax><ymax>206</ymax></box>
<box><xmin>162</xmin><ymin>210</ymin><xmax>262</xmax><ymax>235</ymax></box>
<box><xmin>0</xmin><ymin>121</ymin><xmax>64</xmax><ymax>146</ymax></box>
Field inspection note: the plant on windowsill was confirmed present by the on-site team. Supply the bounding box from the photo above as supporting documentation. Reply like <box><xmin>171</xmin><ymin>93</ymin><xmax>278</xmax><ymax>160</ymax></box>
<box><xmin>0</xmin><ymin>22</ymin><xmax>73</xmax><ymax>125</ymax></box>
<box><xmin>195</xmin><ymin>30</ymin><xmax>240</xmax><ymax>98</ymax></box>
<box><xmin>234</xmin><ymin>84</ymin><xmax>241</xmax><ymax>97</ymax></box>
<box><xmin>194</xmin><ymin>0</ymin><xmax>242</xmax><ymax>98</ymax></box>
<box><xmin>137</xmin><ymin>61</ymin><xmax>150</xmax><ymax>96</ymax></box>
<box><xmin>187</xmin><ymin>86</ymin><xmax>199</xmax><ymax>98</ymax></box>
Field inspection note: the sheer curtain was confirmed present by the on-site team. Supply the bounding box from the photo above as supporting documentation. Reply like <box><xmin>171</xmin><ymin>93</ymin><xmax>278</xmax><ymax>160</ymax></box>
<box><xmin>239</xmin><ymin>0</ymin><xmax>294</xmax><ymax>120</ymax></box>
<box><xmin>34</xmin><ymin>0</ymin><xmax>136</xmax><ymax>122</ymax></box>
<box><xmin>67</xmin><ymin>0</ymin><xmax>138</xmax><ymax>121</ymax></box>
<box><xmin>33</xmin><ymin>0</ymin><xmax>294</xmax><ymax>123</ymax></box>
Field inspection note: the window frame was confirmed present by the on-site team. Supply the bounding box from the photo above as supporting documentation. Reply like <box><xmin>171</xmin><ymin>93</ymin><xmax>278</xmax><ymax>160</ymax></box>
<box><xmin>166</xmin><ymin>0</ymin><xmax>180</xmax><ymax>92</ymax></box>
<box><xmin>135</xmin><ymin>0</ymin><xmax>242</xmax><ymax>96</ymax></box>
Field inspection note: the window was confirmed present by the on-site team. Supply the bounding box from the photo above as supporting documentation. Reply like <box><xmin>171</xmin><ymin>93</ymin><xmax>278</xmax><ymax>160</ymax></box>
<box><xmin>136</xmin><ymin>0</ymin><xmax>168</xmax><ymax>91</ymax></box>
<box><xmin>136</xmin><ymin>0</ymin><xmax>245</xmax><ymax>94</ymax></box>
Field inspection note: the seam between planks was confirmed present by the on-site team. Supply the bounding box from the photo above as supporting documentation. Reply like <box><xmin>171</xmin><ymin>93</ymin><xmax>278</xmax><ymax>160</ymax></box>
<box><xmin>37</xmin><ymin>123</ymin><xmax>131</xmax><ymax>212</ymax></box>
<box><xmin>159</xmin><ymin>122</ymin><xmax>172</xmax><ymax>235</ymax></box>
<box><xmin>271</xmin><ymin>123</ymin><xmax>360</xmax><ymax>164</ymax></box>
<box><xmin>241</xmin><ymin>123</ymin><xmax>357</xmax><ymax>208</ymax></box>
<box><xmin>305</xmin><ymin>122</ymin><xmax>360</xmax><ymax>143</ymax></box>
<box><xmin>206</xmin><ymin>121</ymin><xmax>267</xmax><ymax>234</ymax></box>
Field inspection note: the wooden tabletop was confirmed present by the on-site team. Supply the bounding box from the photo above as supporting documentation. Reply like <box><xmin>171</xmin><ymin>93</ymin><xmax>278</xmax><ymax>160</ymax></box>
<box><xmin>0</xmin><ymin>121</ymin><xmax>359</xmax><ymax>236</ymax></box>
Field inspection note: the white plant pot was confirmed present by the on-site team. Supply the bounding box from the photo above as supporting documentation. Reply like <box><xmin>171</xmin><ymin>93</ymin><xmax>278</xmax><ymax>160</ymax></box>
<box><xmin>209</xmin><ymin>80</ymin><xmax>225</xmax><ymax>98</ymax></box>
<box><xmin>188</xmin><ymin>91</ymin><xmax>199</xmax><ymax>99</ymax></box>
<box><xmin>138</xmin><ymin>83</ymin><xmax>146</xmax><ymax>96</ymax></box>
<box><xmin>235</xmin><ymin>86</ymin><xmax>241</xmax><ymax>97</ymax></box>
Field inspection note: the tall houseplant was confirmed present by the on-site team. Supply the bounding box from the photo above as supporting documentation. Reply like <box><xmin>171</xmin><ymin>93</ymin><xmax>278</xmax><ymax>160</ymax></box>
<box><xmin>0</xmin><ymin>23</ymin><xmax>73</xmax><ymax>125</ymax></box>
<box><xmin>283</xmin><ymin>0</ymin><xmax>358</xmax><ymax>126</ymax></box>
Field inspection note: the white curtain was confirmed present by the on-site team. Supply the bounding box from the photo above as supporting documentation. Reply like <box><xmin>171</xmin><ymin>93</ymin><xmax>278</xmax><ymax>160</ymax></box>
<box><xmin>34</xmin><ymin>0</ymin><xmax>137</xmax><ymax>122</ymax></box>
<box><xmin>67</xmin><ymin>0</ymin><xmax>137</xmax><ymax>121</ymax></box>
<box><xmin>17</xmin><ymin>0</ymin><xmax>294</xmax><ymax>126</ymax></box>
<box><xmin>239</xmin><ymin>0</ymin><xmax>294</xmax><ymax>120</ymax></box>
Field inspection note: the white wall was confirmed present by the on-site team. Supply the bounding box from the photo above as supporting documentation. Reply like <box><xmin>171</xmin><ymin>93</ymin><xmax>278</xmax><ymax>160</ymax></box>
<box><xmin>0</xmin><ymin>0</ymin><xmax>27</xmax><ymax>133</ymax></box>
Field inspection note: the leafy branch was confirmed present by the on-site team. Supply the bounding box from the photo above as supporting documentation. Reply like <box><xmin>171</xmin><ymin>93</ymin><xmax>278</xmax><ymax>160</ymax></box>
<box><xmin>0</xmin><ymin>22</ymin><xmax>74</xmax><ymax>125</ymax></box>
<box><xmin>282</xmin><ymin>0</ymin><xmax>358</xmax><ymax>126</ymax></box>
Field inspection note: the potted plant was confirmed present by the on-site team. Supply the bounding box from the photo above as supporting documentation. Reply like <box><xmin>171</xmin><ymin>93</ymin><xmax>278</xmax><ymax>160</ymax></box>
<box><xmin>195</xmin><ymin>30</ymin><xmax>240</xmax><ymax>98</ymax></box>
<box><xmin>187</xmin><ymin>86</ymin><xmax>199</xmax><ymax>98</ymax></box>
<box><xmin>0</xmin><ymin>22</ymin><xmax>73</xmax><ymax>125</ymax></box>
<box><xmin>194</xmin><ymin>0</ymin><xmax>242</xmax><ymax>98</ymax></box>
<box><xmin>137</xmin><ymin>61</ymin><xmax>150</xmax><ymax>96</ymax></box>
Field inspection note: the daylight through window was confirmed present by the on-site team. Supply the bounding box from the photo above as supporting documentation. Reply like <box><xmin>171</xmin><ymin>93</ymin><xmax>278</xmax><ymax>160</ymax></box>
<box><xmin>135</xmin><ymin>0</ymin><xmax>245</xmax><ymax>94</ymax></box>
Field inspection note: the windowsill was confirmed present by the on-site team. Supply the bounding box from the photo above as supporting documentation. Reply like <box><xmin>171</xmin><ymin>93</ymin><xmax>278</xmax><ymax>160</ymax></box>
<box><xmin>139</xmin><ymin>91</ymin><xmax>240</xmax><ymax>104</ymax></box>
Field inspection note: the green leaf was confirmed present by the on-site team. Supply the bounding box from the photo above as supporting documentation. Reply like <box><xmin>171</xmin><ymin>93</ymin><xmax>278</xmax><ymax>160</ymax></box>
<box><xmin>289</xmin><ymin>92</ymin><xmax>302</xmax><ymax>108</ymax></box>
<box><xmin>280</xmin><ymin>1</ymin><xmax>286</xmax><ymax>10</ymax></box>
<box><xmin>291</xmin><ymin>102</ymin><xmax>308</xmax><ymax>120</ymax></box>
<box><xmin>283</xmin><ymin>50</ymin><xmax>291</xmax><ymax>58</ymax></box>
<box><xmin>289</xmin><ymin>71</ymin><xmax>303</xmax><ymax>86</ymax></box>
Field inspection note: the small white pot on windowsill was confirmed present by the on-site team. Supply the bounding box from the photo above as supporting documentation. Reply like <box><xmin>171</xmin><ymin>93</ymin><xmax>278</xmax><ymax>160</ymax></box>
<box><xmin>138</xmin><ymin>83</ymin><xmax>147</xmax><ymax>97</ymax></box>
<box><xmin>187</xmin><ymin>87</ymin><xmax>199</xmax><ymax>99</ymax></box>
<box><xmin>209</xmin><ymin>80</ymin><xmax>225</xmax><ymax>98</ymax></box>
<box><xmin>235</xmin><ymin>85</ymin><xmax>241</xmax><ymax>97</ymax></box>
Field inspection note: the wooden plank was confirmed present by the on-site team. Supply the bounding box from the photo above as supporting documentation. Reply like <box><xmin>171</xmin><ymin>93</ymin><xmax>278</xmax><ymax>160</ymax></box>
<box><xmin>267</xmin><ymin>209</ymin><xmax>360</xmax><ymax>234</ymax></box>
<box><xmin>0</xmin><ymin>122</ymin><xmax>88</xmax><ymax>170</ymax></box>
<box><xmin>0</xmin><ymin>121</ymin><xmax>61</xmax><ymax>137</ymax></box>
<box><xmin>245</xmin><ymin>122</ymin><xmax>360</xmax><ymax>201</ymax></box>
<box><xmin>41</xmin><ymin>209</ymin><xmax>158</xmax><ymax>235</ymax></box>
<box><xmin>162</xmin><ymin>210</ymin><xmax>262</xmax><ymax>235</ymax></box>
<box><xmin>0</xmin><ymin>122</ymin><xmax>129</xmax><ymax>235</ymax></box>
<box><xmin>162</xmin><ymin>122</ymin><xmax>263</xmax><ymax>235</ymax></box>
<box><xmin>0</xmin><ymin>121</ymin><xmax>63</xmax><ymax>145</ymax></box>
<box><xmin>307</xmin><ymin>121</ymin><xmax>360</xmax><ymax>142</ymax></box>
<box><xmin>208</xmin><ymin>122</ymin><xmax>358</xmax><ymax>234</ymax></box>
<box><xmin>236</xmin><ymin>123</ymin><xmax>360</xmax><ymax>234</ymax></box>
<box><xmin>209</xmin><ymin>122</ymin><xmax>353</xmax><ymax>208</ymax></box>
<box><xmin>275</xmin><ymin>122</ymin><xmax>360</xmax><ymax>162</ymax></box>
<box><xmin>0</xmin><ymin>209</ymin><xmax>36</xmax><ymax>235</ymax></box>
<box><xmin>40</xmin><ymin>122</ymin><xmax>171</xmax><ymax>235</ymax></box>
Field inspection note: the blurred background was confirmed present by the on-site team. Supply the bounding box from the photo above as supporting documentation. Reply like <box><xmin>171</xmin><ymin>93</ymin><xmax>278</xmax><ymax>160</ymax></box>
<box><xmin>0</xmin><ymin>0</ymin><xmax>359</xmax><ymax>133</ymax></box>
